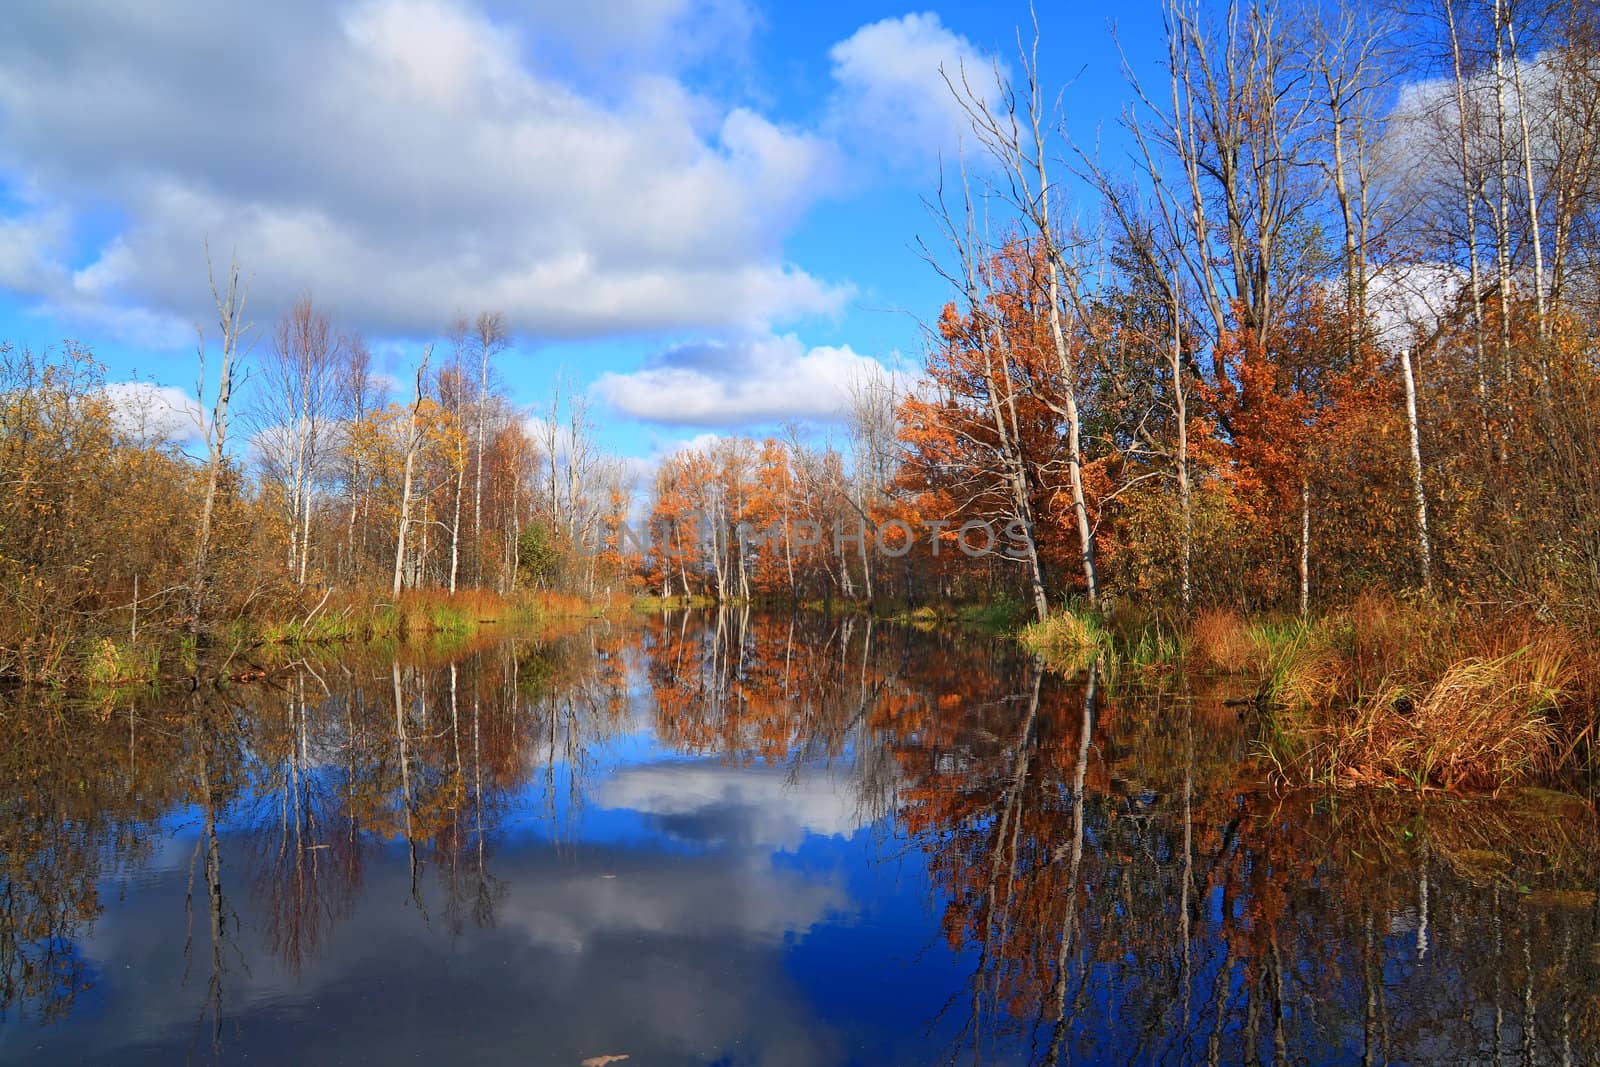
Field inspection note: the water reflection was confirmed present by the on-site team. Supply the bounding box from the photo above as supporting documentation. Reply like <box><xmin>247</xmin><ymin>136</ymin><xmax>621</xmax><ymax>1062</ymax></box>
<box><xmin>1</xmin><ymin>612</ymin><xmax>1597</xmax><ymax>1064</ymax></box>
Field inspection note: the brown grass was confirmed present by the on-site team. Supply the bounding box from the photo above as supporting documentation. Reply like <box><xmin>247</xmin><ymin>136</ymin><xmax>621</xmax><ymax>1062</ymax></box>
<box><xmin>1238</xmin><ymin>594</ymin><xmax>1600</xmax><ymax>792</ymax></box>
<box><xmin>1272</xmin><ymin>633</ymin><xmax>1352</xmax><ymax>709</ymax></box>
<box><xmin>1296</xmin><ymin>635</ymin><xmax>1577</xmax><ymax>790</ymax></box>
<box><xmin>1186</xmin><ymin>609</ymin><xmax>1257</xmax><ymax>673</ymax></box>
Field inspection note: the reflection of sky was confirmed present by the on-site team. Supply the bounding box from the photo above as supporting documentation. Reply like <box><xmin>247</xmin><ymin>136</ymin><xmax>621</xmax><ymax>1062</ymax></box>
<box><xmin>0</xmin><ymin>726</ymin><xmax>976</xmax><ymax>1067</ymax></box>
<box><xmin>7</xmin><ymin>637</ymin><xmax>1560</xmax><ymax>1065</ymax></box>
<box><xmin>597</xmin><ymin>759</ymin><xmax>867</xmax><ymax>850</ymax></box>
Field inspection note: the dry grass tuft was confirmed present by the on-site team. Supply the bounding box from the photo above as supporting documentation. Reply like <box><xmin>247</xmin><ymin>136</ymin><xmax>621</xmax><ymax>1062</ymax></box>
<box><xmin>1306</xmin><ymin>636</ymin><xmax>1576</xmax><ymax>790</ymax></box>
<box><xmin>1272</xmin><ymin>633</ymin><xmax>1352</xmax><ymax>709</ymax></box>
<box><xmin>1187</xmin><ymin>609</ymin><xmax>1257</xmax><ymax>673</ymax></box>
<box><xmin>1346</xmin><ymin>590</ymin><xmax>1422</xmax><ymax>682</ymax></box>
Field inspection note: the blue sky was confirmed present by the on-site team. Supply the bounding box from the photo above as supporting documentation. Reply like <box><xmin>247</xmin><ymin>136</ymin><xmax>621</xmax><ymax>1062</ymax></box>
<box><xmin>0</xmin><ymin>0</ymin><xmax>1170</xmax><ymax>472</ymax></box>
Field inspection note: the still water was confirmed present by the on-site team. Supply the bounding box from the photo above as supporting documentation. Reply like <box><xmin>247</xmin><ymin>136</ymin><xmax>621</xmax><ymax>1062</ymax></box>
<box><xmin>2</xmin><ymin>611</ymin><xmax>1597</xmax><ymax>1064</ymax></box>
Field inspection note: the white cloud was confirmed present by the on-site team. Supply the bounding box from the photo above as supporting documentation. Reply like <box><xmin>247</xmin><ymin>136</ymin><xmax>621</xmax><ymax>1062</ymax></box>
<box><xmin>1377</xmin><ymin>51</ymin><xmax>1590</xmax><ymax>286</ymax></box>
<box><xmin>827</xmin><ymin>12</ymin><xmax>1001</xmax><ymax>163</ymax></box>
<box><xmin>494</xmin><ymin>852</ymin><xmax>847</xmax><ymax>953</ymax></box>
<box><xmin>594</xmin><ymin>333</ymin><xmax>901</xmax><ymax>426</ymax></box>
<box><xmin>101</xmin><ymin>381</ymin><xmax>202</xmax><ymax>444</ymax></box>
<box><xmin>661</xmin><ymin>431</ymin><xmax>727</xmax><ymax>458</ymax></box>
<box><xmin>0</xmin><ymin>0</ymin><xmax>845</xmax><ymax>341</ymax></box>
<box><xmin>0</xmin><ymin>200</ymin><xmax>68</xmax><ymax>293</ymax></box>
<box><xmin>598</xmin><ymin>761</ymin><xmax>867</xmax><ymax>851</ymax></box>
<box><xmin>1362</xmin><ymin>263</ymin><xmax>1469</xmax><ymax>349</ymax></box>
<box><xmin>66</xmin><ymin>827</ymin><xmax>850</xmax><ymax>1066</ymax></box>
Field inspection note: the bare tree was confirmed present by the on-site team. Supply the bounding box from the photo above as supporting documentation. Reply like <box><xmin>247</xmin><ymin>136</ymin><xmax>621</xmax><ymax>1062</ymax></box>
<box><xmin>469</xmin><ymin>312</ymin><xmax>508</xmax><ymax>586</ymax></box>
<box><xmin>1444</xmin><ymin>0</ymin><xmax>1496</xmax><ymax>457</ymax></box>
<box><xmin>338</xmin><ymin>334</ymin><xmax>384</xmax><ymax>579</ymax></box>
<box><xmin>943</xmin><ymin>18</ymin><xmax>1099</xmax><ymax>606</ymax></box>
<box><xmin>1120</xmin><ymin>0</ymin><xmax>1323</xmax><ymax>611</ymax></box>
<box><xmin>392</xmin><ymin>347</ymin><xmax>433</xmax><ymax>598</ymax></box>
<box><xmin>255</xmin><ymin>295</ymin><xmax>342</xmax><ymax>584</ymax></box>
<box><xmin>1309</xmin><ymin>0</ymin><xmax>1394</xmax><ymax>358</ymax></box>
<box><xmin>919</xmin><ymin>155</ymin><xmax>1053</xmax><ymax>622</ymax></box>
<box><xmin>190</xmin><ymin>246</ymin><xmax>251</xmax><ymax>639</ymax></box>
<box><xmin>1501</xmin><ymin>1</ymin><xmax>1548</xmax><ymax>342</ymax></box>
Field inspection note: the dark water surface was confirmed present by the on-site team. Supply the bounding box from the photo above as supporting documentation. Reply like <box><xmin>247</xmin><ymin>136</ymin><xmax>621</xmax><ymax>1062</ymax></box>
<box><xmin>3</xmin><ymin>612</ymin><xmax>1598</xmax><ymax>1065</ymax></box>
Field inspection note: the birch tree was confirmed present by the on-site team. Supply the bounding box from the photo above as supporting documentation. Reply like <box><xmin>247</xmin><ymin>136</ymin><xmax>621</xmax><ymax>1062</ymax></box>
<box><xmin>256</xmin><ymin>296</ymin><xmax>341</xmax><ymax>584</ymax></box>
<box><xmin>392</xmin><ymin>347</ymin><xmax>432</xmax><ymax>598</ymax></box>
<box><xmin>190</xmin><ymin>247</ymin><xmax>251</xmax><ymax>639</ymax></box>
<box><xmin>943</xmin><ymin>21</ymin><xmax>1099</xmax><ymax>606</ymax></box>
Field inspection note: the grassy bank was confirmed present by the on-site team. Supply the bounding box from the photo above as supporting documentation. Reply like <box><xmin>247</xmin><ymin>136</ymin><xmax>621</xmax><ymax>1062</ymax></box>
<box><xmin>17</xmin><ymin>587</ymin><xmax>627</xmax><ymax>691</ymax></box>
<box><xmin>1020</xmin><ymin>594</ymin><xmax>1598</xmax><ymax>793</ymax></box>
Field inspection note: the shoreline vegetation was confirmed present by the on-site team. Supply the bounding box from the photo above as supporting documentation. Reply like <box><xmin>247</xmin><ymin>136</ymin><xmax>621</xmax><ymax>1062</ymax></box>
<box><xmin>3</xmin><ymin>526</ymin><xmax>1596</xmax><ymax>800</ymax></box>
<box><xmin>1016</xmin><ymin>595</ymin><xmax>1594</xmax><ymax>795</ymax></box>
<box><xmin>47</xmin><ymin>587</ymin><xmax>632</xmax><ymax>692</ymax></box>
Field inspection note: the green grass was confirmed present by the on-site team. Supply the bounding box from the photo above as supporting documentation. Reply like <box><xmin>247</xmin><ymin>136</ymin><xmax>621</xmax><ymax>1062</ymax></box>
<box><xmin>956</xmin><ymin>596</ymin><xmax>1027</xmax><ymax>633</ymax></box>
<box><xmin>1020</xmin><ymin>608</ymin><xmax>1111</xmax><ymax>667</ymax></box>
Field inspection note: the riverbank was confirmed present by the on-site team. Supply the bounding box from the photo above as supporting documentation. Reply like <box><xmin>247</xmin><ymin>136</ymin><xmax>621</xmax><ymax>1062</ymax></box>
<box><xmin>1018</xmin><ymin>594</ymin><xmax>1598</xmax><ymax>794</ymax></box>
<box><xmin>20</xmin><ymin>586</ymin><xmax>1600</xmax><ymax>796</ymax></box>
<box><xmin>16</xmin><ymin>586</ymin><xmax>631</xmax><ymax>691</ymax></box>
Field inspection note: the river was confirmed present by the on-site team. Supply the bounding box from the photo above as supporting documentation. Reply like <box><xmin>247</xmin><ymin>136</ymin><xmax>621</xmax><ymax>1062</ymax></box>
<box><xmin>1</xmin><ymin>610</ymin><xmax>1596</xmax><ymax>1064</ymax></box>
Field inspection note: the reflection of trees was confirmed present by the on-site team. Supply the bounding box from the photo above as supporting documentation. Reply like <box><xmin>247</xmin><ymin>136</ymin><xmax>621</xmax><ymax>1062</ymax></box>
<box><xmin>0</xmin><ymin>626</ymin><xmax>632</xmax><ymax>1031</ymax></box>
<box><xmin>0</xmin><ymin>691</ymin><xmax>197</xmax><ymax>1023</ymax></box>
<box><xmin>874</xmin><ymin>642</ymin><xmax>1600</xmax><ymax>1064</ymax></box>
<box><xmin>181</xmin><ymin>695</ymin><xmax>245</xmax><ymax>1057</ymax></box>
<box><xmin>235</xmin><ymin>671</ymin><xmax>362</xmax><ymax>974</ymax></box>
<box><xmin>6</xmin><ymin>615</ymin><xmax>1600</xmax><ymax>1061</ymax></box>
<box><xmin>640</xmin><ymin>608</ymin><xmax>912</xmax><ymax>825</ymax></box>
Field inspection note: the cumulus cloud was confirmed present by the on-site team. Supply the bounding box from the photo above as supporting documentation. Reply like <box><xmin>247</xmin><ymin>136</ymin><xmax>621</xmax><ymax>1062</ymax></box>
<box><xmin>1362</xmin><ymin>263</ymin><xmax>1470</xmax><ymax>349</ymax></box>
<box><xmin>101</xmin><ymin>381</ymin><xmax>202</xmax><ymax>444</ymax></box>
<box><xmin>593</xmin><ymin>333</ymin><xmax>902</xmax><ymax>426</ymax></box>
<box><xmin>0</xmin><ymin>0</ymin><xmax>845</xmax><ymax>340</ymax></box>
<box><xmin>1377</xmin><ymin>52</ymin><xmax>1592</xmax><ymax>287</ymax></box>
<box><xmin>598</xmin><ymin>761</ymin><xmax>867</xmax><ymax>850</ymax></box>
<box><xmin>827</xmin><ymin>12</ymin><xmax>1001</xmax><ymax>163</ymax></box>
